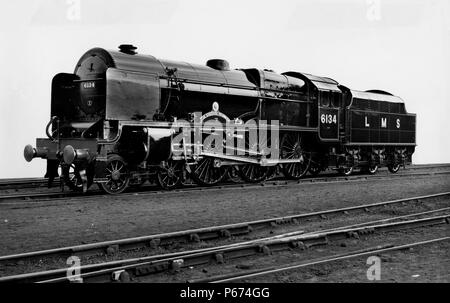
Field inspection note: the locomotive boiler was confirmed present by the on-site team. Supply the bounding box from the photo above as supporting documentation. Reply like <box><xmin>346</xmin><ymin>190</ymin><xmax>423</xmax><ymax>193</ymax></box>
<box><xmin>24</xmin><ymin>45</ymin><xmax>416</xmax><ymax>194</ymax></box>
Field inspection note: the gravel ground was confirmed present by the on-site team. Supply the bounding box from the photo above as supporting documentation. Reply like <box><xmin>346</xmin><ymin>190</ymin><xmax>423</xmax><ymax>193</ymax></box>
<box><xmin>236</xmin><ymin>229</ymin><xmax>450</xmax><ymax>283</ymax></box>
<box><xmin>138</xmin><ymin>226</ymin><xmax>449</xmax><ymax>283</ymax></box>
<box><xmin>1</xmin><ymin>195</ymin><xmax>448</xmax><ymax>277</ymax></box>
<box><xmin>0</xmin><ymin>173</ymin><xmax>449</xmax><ymax>257</ymax></box>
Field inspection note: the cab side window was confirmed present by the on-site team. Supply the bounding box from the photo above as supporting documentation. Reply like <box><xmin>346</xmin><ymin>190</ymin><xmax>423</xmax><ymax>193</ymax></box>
<box><xmin>320</xmin><ymin>91</ymin><xmax>330</xmax><ymax>107</ymax></box>
<box><xmin>332</xmin><ymin>92</ymin><xmax>341</xmax><ymax>107</ymax></box>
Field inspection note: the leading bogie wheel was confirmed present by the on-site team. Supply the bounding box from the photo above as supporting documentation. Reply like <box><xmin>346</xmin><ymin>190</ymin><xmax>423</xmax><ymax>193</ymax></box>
<box><xmin>99</xmin><ymin>155</ymin><xmax>130</xmax><ymax>194</ymax></box>
<box><xmin>156</xmin><ymin>160</ymin><xmax>184</xmax><ymax>190</ymax></box>
<box><xmin>280</xmin><ymin>133</ymin><xmax>310</xmax><ymax>180</ymax></box>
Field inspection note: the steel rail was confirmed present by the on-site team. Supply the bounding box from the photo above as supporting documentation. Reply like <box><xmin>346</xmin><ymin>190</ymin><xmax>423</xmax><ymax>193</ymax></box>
<box><xmin>302</xmin><ymin>207</ymin><xmax>450</xmax><ymax>236</ymax></box>
<box><xmin>0</xmin><ymin>164</ymin><xmax>448</xmax><ymax>193</ymax></box>
<box><xmin>0</xmin><ymin>214</ymin><xmax>448</xmax><ymax>283</ymax></box>
<box><xmin>42</xmin><ymin>214</ymin><xmax>450</xmax><ymax>283</ymax></box>
<box><xmin>188</xmin><ymin>237</ymin><xmax>450</xmax><ymax>283</ymax></box>
<box><xmin>0</xmin><ymin>191</ymin><xmax>86</xmax><ymax>202</ymax></box>
<box><xmin>1</xmin><ymin>169</ymin><xmax>450</xmax><ymax>206</ymax></box>
<box><xmin>1</xmin><ymin>163</ymin><xmax>447</xmax><ymax>187</ymax></box>
<box><xmin>0</xmin><ymin>178</ymin><xmax>60</xmax><ymax>189</ymax></box>
<box><xmin>0</xmin><ymin>192</ymin><xmax>448</xmax><ymax>266</ymax></box>
<box><xmin>0</xmin><ymin>164</ymin><xmax>447</xmax><ymax>190</ymax></box>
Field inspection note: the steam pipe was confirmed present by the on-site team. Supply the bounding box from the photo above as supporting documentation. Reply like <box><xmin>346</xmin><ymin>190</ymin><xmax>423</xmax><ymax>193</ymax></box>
<box><xmin>46</xmin><ymin>116</ymin><xmax>59</xmax><ymax>141</ymax></box>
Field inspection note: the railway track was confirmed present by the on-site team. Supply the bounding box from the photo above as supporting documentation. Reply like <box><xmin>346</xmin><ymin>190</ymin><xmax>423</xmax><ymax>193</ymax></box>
<box><xmin>0</xmin><ymin>213</ymin><xmax>448</xmax><ymax>283</ymax></box>
<box><xmin>1</xmin><ymin>166</ymin><xmax>450</xmax><ymax>205</ymax></box>
<box><xmin>0</xmin><ymin>192</ymin><xmax>448</xmax><ymax>282</ymax></box>
<box><xmin>1</xmin><ymin>163</ymin><xmax>449</xmax><ymax>191</ymax></box>
<box><xmin>187</xmin><ymin>237</ymin><xmax>450</xmax><ymax>283</ymax></box>
<box><xmin>0</xmin><ymin>178</ymin><xmax>59</xmax><ymax>190</ymax></box>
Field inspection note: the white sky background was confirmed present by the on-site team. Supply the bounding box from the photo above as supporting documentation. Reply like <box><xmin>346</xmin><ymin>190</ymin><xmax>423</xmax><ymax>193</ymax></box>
<box><xmin>0</xmin><ymin>0</ymin><xmax>449</xmax><ymax>178</ymax></box>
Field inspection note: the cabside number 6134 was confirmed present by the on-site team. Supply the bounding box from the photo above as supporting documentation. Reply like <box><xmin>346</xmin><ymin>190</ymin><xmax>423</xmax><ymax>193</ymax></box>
<box><xmin>321</xmin><ymin>114</ymin><xmax>337</xmax><ymax>124</ymax></box>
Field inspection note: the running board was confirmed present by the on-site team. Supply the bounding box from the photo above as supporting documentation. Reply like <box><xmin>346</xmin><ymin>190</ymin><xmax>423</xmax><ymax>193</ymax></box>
<box><xmin>199</xmin><ymin>152</ymin><xmax>303</xmax><ymax>167</ymax></box>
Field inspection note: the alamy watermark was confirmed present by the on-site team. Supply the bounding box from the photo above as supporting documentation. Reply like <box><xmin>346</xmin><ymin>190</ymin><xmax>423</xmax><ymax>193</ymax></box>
<box><xmin>366</xmin><ymin>256</ymin><xmax>381</xmax><ymax>281</ymax></box>
<box><xmin>66</xmin><ymin>256</ymin><xmax>82</xmax><ymax>282</ymax></box>
<box><xmin>66</xmin><ymin>0</ymin><xmax>81</xmax><ymax>21</ymax></box>
<box><xmin>170</xmin><ymin>112</ymin><xmax>280</xmax><ymax>159</ymax></box>
<box><xmin>366</xmin><ymin>0</ymin><xmax>382</xmax><ymax>22</ymax></box>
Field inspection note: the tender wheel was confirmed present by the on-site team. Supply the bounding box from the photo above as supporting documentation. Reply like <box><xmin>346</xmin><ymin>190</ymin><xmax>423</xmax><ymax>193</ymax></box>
<box><xmin>367</xmin><ymin>165</ymin><xmax>378</xmax><ymax>175</ymax></box>
<box><xmin>239</xmin><ymin>164</ymin><xmax>270</xmax><ymax>183</ymax></box>
<box><xmin>339</xmin><ymin>166</ymin><xmax>353</xmax><ymax>176</ymax></box>
<box><xmin>191</xmin><ymin>157</ymin><xmax>228</xmax><ymax>186</ymax></box>
<box><xmin>280</xmin><ymin>133</ymin><xmax>310</xmax><ymax>180</ymax></box>
<box><xmin>61</xmin><ymin>163</ymin><xmax>93</xmax><ymax>192</ymax></box>
<box><xmin>388</xmin><ymin>163</ymin><xmax>400</xmax><ymax>174</ymax></box>
<box><xmin>99</xmin><ymin>155</ymin><xmax>130</xmax><ymax>194</ymax></box>
<box><xmin>156</xmin><ymin>161</ymin><xmax>184</xmax><ymax>190</ymax></box>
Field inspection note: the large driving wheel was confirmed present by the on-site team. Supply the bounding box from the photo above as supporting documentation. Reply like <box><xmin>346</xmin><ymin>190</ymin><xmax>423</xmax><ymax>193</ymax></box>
<box><xmin>236</xmin><ymin>128</ymin><xmax>271</xmax><ymax>183</ymax></box>
<box><xmin>239</xmin><ymin>164</ymin><xmax>270</xmax><ymax>183</ymax></box>
<box><xmin>61</xmin><ymin>163</ymin><xmax>93</xmax><ymax>192</ymax></box>
<box><xmin>265</xmin><ymin>166</ymin><xmax>278</xmax><ymax>180</ymax></box>
<box><xmin>280</xmin><ymin>133</ymin><xmax>310</xmax><ymax>179</ymax></box>
<box><xmin>191</xmin><ymin>157</ymin><xmax>228</xmax><ymax>186</ymax></box>
<box><xmin>226</xmin><ymin>166</ymin><xmax>242</xmax><ymax>183</ymax></box>
<box><xmin>99</xmin><ymin>155</ymin><xmax>130</xmax><ymax>194</ymax></box>
<box><xmin>156</xmin><ymin>160</ymin><xmax>184</xmax><ymax>190</ymax></box>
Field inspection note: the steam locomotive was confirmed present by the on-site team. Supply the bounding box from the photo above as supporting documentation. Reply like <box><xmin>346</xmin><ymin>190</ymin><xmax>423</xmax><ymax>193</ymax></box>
<box><xmin>24</xmin><ymin>45</ymin><xmax>416</xmax><ymax>194</ymax></box>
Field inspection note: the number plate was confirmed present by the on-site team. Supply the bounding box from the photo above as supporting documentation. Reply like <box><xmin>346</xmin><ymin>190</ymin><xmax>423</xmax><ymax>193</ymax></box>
<box><xmin>319</xmin><ymin>107</ymin><xmax>339</xmax><ymax>140</ymax></box>
<box><xmin>82</xmin><ymin>81</ymin><xmax>96</xmax><ymax>89</ymax></box>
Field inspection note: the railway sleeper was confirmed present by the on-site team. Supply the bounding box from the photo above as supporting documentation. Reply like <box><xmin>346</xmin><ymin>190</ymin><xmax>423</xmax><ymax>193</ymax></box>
<box><xmin>134</xmin><ymin>262</ymin><xmax>170</xmax><ymax>276</ymax></box>
<box><xmin>347</xmin><ymin>231</ymin><xmax>360</xmax><ymax>239</ymax></box>
<box><xmin>227</xmin><ymin>226</ymin><xmax>251</xmax><ymax>236</ymax></box>
<box><xmin>111</xmin><ymin>270</ymin><xmax>130</xmax><ymax>283</ymax></box>
<box><xmin>215</xmin><ymin>253</ymin><xmax>224</xmax><ymax>264</ymax></box>
<box><xmin>290</xmin><ymin>240</ymin><xmax>307</xmax><ymax>250</ymax></box>
<box><xmin>171</xmin><ymin>259</ymin><xmax>185</xmax><ymax>271</ymax></box>
<box><xmin>220</xmin><ymin>229</ymin><xmax>232</xmax><ymax>238</ymax></box>
<box><xmin>149</xmin><ymin>238</ymin><xmax>161</xmax><ymax>249</ymax></box>
<box><xmin>258</xmin><ymin>245</ymin><xmax>272</xmax><ymax>255</ymax></box>
<box><xmin>358</xmin><ymin>228</ymin><xmax>376</xmax><ymax>235</ymax></box>
<box><xmin>105</xmin><ymin>245</ymin><xmax>120</xmax><ymax>256</ymax></box>
<box><xmin>189</xmin><ymin>233</ymin><xmax>201</xmax><ymax>243</ymax></box>
<box><xmin>224</xmin><ymin>247</ymin><xmax>258</xmax><ymax>260</ymax></box>
<box><xmin>306</xmin><ymin>236</ymin><xmax>329</xmax><ymax>248</ymax></box>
